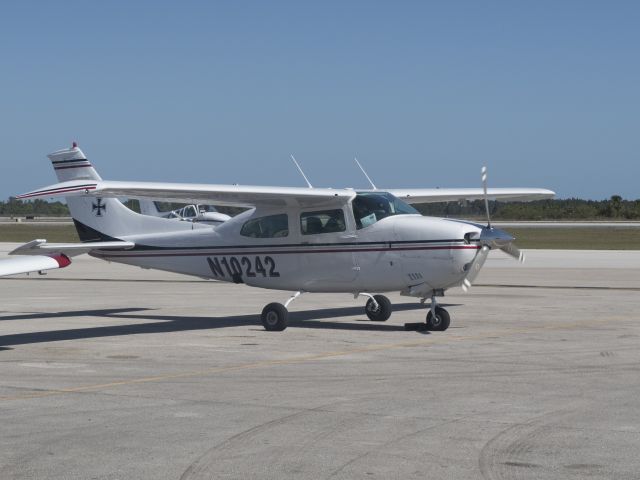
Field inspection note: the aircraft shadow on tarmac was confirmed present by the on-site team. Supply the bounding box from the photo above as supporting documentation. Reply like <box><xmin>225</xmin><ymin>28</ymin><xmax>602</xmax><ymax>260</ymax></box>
<box><xmin>0</xmin><ymin>303</ymin><xmax>464</xmax><ymax>347</ymax></box>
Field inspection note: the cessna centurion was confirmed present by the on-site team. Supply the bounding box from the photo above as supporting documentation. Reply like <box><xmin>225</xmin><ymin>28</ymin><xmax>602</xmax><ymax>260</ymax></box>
<box><xmin>1</xmin><ymin>144</ymin><xmax>554</xmax><ymax>331</ymax></box>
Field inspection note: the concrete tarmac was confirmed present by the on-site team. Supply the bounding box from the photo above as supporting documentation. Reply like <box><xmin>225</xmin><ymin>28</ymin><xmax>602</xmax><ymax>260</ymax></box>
<box><xmin>0</xmin><ymin>243</ymin><xmax>639</xmax><ymax>479</ymax></box>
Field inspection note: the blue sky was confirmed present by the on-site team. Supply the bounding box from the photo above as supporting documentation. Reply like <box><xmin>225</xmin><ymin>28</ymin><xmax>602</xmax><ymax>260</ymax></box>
<box><xmin>1</xmin><ymin>1</ymin><xmax>638</xmax><ymax>200</ymax></box>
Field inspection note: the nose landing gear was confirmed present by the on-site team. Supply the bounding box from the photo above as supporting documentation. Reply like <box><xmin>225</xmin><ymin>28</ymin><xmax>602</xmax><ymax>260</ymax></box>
<box><xmin>426</xmin><ymin>306</ymin><xmax>450</xmax><ymax>331</ymax></box>
<box><xmin>426</xmin><ymin>293</ymin><xmax>450</xmax><ymax>331</ymax></box>
<box><xmin>405</xmin><ymin>293</ymin><xmax>450</xmax><ymax>331</ymax></box>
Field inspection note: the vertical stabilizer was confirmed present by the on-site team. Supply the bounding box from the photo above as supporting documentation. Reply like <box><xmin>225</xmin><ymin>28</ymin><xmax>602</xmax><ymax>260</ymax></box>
<box><xmin>48</xmin><ymin>143</ymin><xmax>194</xmax><ymax>241</ymax></box>
<box><xmin>48</xmin><ymin>143</ymin><xmax>102</xmax><ymax>183</ymax></box>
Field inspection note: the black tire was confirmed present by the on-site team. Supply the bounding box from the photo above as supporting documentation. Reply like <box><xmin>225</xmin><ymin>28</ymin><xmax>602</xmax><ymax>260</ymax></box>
<box><xmin>365</xmin><ymin>295</ymin><xmax>392</xmax><ymax>322</ymax></box>
<box><xmin>261</xmin><ymin>303</ymin><xmax>288</xmax><ymax>331</ymax></box>
<box><xmin>426</xmin><ymin>307</ymin><xmax>450</xmax><ymax>331</ymax></box>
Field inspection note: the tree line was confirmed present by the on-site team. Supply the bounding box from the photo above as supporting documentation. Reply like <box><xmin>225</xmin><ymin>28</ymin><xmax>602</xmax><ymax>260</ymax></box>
<box><xmin>1</xmin><ymin>196</ymin><xmax>640</xmax><ymax>220</ymax></box>
<box><xmin>415</xmin><ymin>196</ymin><xmax>640</xmax><ymax>220</ymax></box>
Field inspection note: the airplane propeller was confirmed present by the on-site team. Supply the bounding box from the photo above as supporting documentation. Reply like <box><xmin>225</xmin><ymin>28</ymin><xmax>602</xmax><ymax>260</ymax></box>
<box><xmin>461</xmin><ymin>166</ymin><xmax>524</xmax><ymax>292</ymax></box>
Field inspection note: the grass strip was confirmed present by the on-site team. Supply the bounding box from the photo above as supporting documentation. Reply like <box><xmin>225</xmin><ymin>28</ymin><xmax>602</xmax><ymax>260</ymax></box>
<box><xmin>0</xmin><ymin>224</ymin><xmax>638</xmax><ymax>249</ymax></box>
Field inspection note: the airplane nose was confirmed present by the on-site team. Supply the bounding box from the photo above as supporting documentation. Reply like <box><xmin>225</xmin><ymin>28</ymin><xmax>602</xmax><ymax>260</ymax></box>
<box><xmin>466</xmin><ymin>225</ymin><xmax>524</xmax><ymax>262</ymax></box>
<box><xmin>474</xmin><ymin>227</ymin><xmax>515</xmax><ymax>247</ymax></box>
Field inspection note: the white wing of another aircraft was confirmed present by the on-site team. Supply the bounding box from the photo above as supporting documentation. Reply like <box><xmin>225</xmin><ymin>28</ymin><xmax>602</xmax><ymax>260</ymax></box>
<box><xmin>0</xmin><ymin>239</ymin><xmax>134</xmax><ymax>277</ymax></box>
<box><xmin>17</xmin><ymin>180</ymin><xmax>554</xmax><ymax>207</ymax></box>
<box><xmin>0</xmin><ymin>254</ymin><xmax>72</xmax><ymax>276</ymax></box>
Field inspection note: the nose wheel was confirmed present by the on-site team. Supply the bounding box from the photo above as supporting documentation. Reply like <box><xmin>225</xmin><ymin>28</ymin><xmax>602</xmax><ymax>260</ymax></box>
<box><xmin>426</xmin><ymin>306</ymin><xmax>450</xmax><ymax>331</ymax></box>
<box><xmin>405</xmin><ymin>294</ymin><xmax>451</xmax><ymax>331</ymax></box>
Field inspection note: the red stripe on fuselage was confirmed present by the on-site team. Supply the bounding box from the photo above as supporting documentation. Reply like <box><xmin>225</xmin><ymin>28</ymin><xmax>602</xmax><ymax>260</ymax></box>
<box><xmin>96</xmin><ymin>245</ymin><xmax>481</xmax><ymax>258</ymax></box>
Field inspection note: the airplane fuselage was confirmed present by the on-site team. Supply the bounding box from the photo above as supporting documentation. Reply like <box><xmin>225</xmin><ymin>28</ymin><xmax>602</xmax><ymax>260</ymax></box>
<box><xmin>91</xmin><ymin>206</ymin><xmax>482</xmax><ymax>296</ymax></box>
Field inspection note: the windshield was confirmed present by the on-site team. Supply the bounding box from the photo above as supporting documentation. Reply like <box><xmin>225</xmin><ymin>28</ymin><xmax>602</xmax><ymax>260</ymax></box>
<box><xmin>352</xmin><ymin>192</ymin><xmax>420</xmax><ymax>229</ymax></box>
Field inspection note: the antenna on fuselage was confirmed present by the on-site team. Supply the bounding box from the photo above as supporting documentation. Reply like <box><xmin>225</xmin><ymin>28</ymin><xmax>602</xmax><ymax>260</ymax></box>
<box><xmin>354</xmin><ymin>157</ymin><xmax>377</xmax><ymax>190</ymax></box>
<box><xmin>290</xmin><ymin>154</ymin><xmax>313</xmax><ymax>188</ymax></box>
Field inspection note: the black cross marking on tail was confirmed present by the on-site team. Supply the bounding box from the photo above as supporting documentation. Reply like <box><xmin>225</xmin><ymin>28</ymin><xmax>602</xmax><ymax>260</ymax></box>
<box><xmin>92</xmin><ymin>198</ymin><xmax>106</xmax><ymax>217</ymax></box>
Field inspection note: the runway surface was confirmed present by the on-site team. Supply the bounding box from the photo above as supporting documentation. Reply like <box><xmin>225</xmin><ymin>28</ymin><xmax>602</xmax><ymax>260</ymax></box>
<box><xmin>0</xmin><ymin>244</ymin><xmax>639</xmax><ymax>479</ymax></box>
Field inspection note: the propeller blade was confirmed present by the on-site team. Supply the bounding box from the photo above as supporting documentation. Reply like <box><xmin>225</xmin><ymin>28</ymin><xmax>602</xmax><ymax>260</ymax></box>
<box><xmin>462</xmin><ymin>245</ymin><xmax>490</xmax><ymax>292</ymax></box>
<box><xmin>481</xmin><ymin>166</ymin><xmax>491</xmax><ymax>228</ymax></box>
<box><xmin>500</xmin><ymin>243</ymin><xmax>525</xmax><ymax>263</ymax></box>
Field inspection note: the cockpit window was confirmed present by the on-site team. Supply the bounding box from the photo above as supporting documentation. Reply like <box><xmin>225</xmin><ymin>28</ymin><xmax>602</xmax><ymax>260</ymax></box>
<box><xmin>352</xmin><ymin>192</ymin><xmax>420</xmax><ymax>229</ymax></box>
<box><xmin>240</xmin><ymin>213</ymin><xmax>289</xmax><ymax>238</ymax></box>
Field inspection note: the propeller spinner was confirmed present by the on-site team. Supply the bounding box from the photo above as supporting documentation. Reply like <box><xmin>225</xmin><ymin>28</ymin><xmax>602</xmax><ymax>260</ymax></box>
<box><xmin>461</xmin><ymin>166</ymin><xmax>524</xmax><ymax>292</ymax></box>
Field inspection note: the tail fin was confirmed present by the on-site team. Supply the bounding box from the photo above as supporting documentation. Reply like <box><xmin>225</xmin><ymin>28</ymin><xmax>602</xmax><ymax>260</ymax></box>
<box><xmin>49</xmin><ymin>142</ymin><xmax>102</xmax><ymax>183</ymax></box>
<box><xmin>48</xmin><ymin>143</ymin><xmax>194</xmax><ymax>241</ymax></box>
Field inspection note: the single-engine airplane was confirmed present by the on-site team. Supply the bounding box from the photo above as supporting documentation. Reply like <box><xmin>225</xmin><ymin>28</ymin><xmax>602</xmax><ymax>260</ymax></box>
<box><xmin>1</xmin><ymin>143</ymin><xmax>554</xmax><ymax>331</ymax></box>
<box><xmin>139</xmin><ymin>200</ymin><xmax>231</xmax><ymax>225</ymax></box>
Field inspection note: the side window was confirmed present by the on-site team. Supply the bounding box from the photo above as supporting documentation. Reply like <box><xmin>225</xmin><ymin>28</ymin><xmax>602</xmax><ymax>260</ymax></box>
<box><xmin>300</xmin><ymin>209</ymin><xmax>346</xmax><ymax>235</ymax></box>
<box><xmin>184</xmin><ymin>206</ymin><xmax>197</xmax><ymax>218</ymax></box>
<box><xmin>240</xmin><ymin>214</ymin><xmax>289</xmax><ymax>238</ymax></box>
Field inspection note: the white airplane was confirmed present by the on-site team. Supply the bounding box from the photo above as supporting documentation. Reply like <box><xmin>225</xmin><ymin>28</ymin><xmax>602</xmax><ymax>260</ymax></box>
<box><xmin>1</xmin><ymin>143</ymin><xmax>554</xmax><ymax>331</ymax></box>
<box><xmin>138</xmin><ymin>200</ymin><xmax>231</xmax><ymax>225</ymax></box>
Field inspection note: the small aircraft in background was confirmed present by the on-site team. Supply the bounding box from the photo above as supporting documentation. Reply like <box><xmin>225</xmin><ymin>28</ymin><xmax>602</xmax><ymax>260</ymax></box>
<box><xmin>139</xmin><ymin>200</ymin><xmax>231</xmax><ymax>226</ymax></box>
<box><xmin>1</xmin><ymin>143</ymin><xmax>554</xmax><ymax>331</ymax></box>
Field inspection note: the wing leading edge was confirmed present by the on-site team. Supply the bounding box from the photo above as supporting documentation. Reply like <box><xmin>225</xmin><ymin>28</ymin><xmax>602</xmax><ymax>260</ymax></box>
<box><xmin>386</xmin><ymin>188</ymin><xmax>555</xmax><ymax>204</ymax></box>
<box><xmin>17</xmin><ymin>180</ymin><xmax>355</xmax><ymax>208</ymax></box>
<box><xmin>17</xmin><ymin>180</ymin><xmax>554</xmax><ymax>207</ymax></box>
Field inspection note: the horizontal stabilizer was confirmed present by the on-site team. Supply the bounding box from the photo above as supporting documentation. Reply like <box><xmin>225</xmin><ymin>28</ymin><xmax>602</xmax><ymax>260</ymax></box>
<box><xmin>10</xmin><ymin>239</ymin><xmax>135</xmax><ymax>257</ymax></box>
<box><xmin>0</xmin><ymin>254</ymin><xmax>71</xmax><ymax>277</ymax></box>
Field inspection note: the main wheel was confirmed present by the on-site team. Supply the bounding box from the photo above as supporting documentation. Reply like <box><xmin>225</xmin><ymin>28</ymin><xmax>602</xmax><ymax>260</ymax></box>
<box><xmin>365</xmin><ymin>295</ymin><xmax>392</xmax><ymax>322</ymax></box>
<box><xmin>261</xmin><ymin>302</ymin><xmax>288</xmax><ymax>331</ymax></box>
<box><xmin>426</xmin><ymin>307</ymin><xmax>450</xmax><ymax>331</ymax></box>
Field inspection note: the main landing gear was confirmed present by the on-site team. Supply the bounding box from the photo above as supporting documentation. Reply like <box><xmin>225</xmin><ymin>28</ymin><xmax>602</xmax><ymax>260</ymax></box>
<box><xmin>260</xmin><ymin>291</ymin><xmax>395</xmax><ymax>331</ymax></box>
<box><xmin>260</xmin><ymin>291</ymin><xmax>450</xmax><ymax>332</ymax></box>
<box><xmin>361</xmin><ymin>294</ymin><xmax>392</xmax><ymax>322</ymax></box>
<box><xmin>261</xmin><ymin>303</ymin><xmax>289</xmax><ymax>331</ymax></box>
<box><xmin>260</xmin><ymin>291</ymin><xmax>303</xmax><ymax>331</ymax></box>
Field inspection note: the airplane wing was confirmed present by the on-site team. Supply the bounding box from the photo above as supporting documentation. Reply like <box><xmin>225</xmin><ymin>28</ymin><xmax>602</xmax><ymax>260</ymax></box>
<box><xmin>0</xmin><ymin>239</ymin><xmax>135</xmax><ymax>277</ymax></box>
<box><xmin>0</xmin><ymin>254</ymin><xmax>72</xmax><ymax>277</ymax></box>
<box><xmin>16</xmin><ymin>180</ymin><xmax>355</xmax><ymax>208</ymax></box>
<box><xmin>17</xmin><ymin>181</ymin><xmax>554</xmax><ymax>207</ymax></box>
<box><xmin>385</xmin><ymin>188</ymin><xmax>555</xmax><ymax>204</ymax></box>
